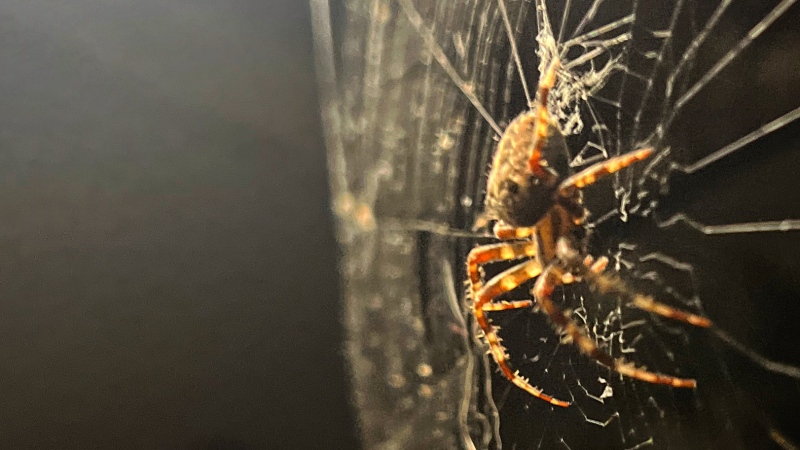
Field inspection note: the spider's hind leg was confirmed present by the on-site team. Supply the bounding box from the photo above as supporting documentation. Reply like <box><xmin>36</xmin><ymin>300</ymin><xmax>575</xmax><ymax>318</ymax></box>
<box><xmin>533</xmin><ymin>252</ymin><xmax>699</xmax><ymax>389</ymax></box>
<box><xmin>555</xmin><ymin>239</ymin><xmax>712</xmax><ymax>328</ymax></box>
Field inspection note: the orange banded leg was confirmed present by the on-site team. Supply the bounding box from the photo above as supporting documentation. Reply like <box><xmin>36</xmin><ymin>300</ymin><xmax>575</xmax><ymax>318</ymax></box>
<box><xmin>555</xmin><ymin>239</ymin><xmax>712</xmax><ymax>328</ymax></box>
<box><xmin>467</xmin><ymin>240</ymin><xmax>539</xmax><ymax>312</ymax></box>
<box><xmin>493</xmin><ymin>222</ymin><xmax>536</xmax><ymax>240</ymax></box>
<box><xmin>558</xmin><ymin>148</ymin><xmax>654</xmax><ymax>198</ymax></box>
<box><xmin>467</xmin><ymin>243</ymin><xmax>536</xmax><ymax>310</ymax></box>
<box><xmin>533</xmin><ymin>263</ymin><xmax>698</xmax><ymax>389</ymax></box>
<box><xmin>481</xmin><ymin>300</ymin><xmax>535</xmax><ymax>312</ymax></box>
<box><xmin>467</xmin><ymin>240</ymin><xmax>539</xmax><ymax>332</ymax></box>
<box><xmin>562</xmin><ymin>255</ymin><xmax>609</xmax><ymax>284</ymax></box>
<box><xmin>527</xmin><ymin>57</ymin><xmax>560</xmax><ymax>175</ymax></box>
<box><xmin>473</xmin><ymin>259</ymin><xmax>570</xmax><ymax>407</ymax></box>
<box><xmin>467</xmin><ymin>240</ymin><xmax>538</xmax><ymax>294</ymax></box>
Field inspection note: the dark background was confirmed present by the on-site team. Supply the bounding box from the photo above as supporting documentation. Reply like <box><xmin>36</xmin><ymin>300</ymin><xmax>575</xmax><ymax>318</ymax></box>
<box><xmin>0</xmin><ymin>1</ymin><xmax>358</xmax><ymax>449</ymax></box>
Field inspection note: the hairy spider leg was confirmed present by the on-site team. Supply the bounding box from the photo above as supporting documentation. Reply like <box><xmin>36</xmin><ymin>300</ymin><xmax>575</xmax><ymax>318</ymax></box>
<box><xmin>467</xmin><ymin>237</ymin><xmax>610</xmax><ymax>303</ymax></box>
<box><xmin>561</xmin><ymin>255</ymin><xmax>609</xmax><ymax>284</ymax></box>
<box><xmin>533</xmin><ymin>254</ymin><xmax>698</xmax><ymax>389</ymax></box>
<box><xmin>527</xmin><ymin>57</ymin><xmax>561</xmax><ymax>175</ymax></box>
<box><xmin>556</xmin><ymin>239</ymin><xmax>712</xmax><ymax>328</ymax></box>
<box><xmin>467</xmin><ymin>226</ymin><xmax>608</xmax><ymax>309</ymax></box>
<box><xmin>558</xmin><ymin>148</ymin><xmax>654</xmax><ymax>198</ymax></box>
<box><xmin>468</xmin><ymin>246</ymin><xmax>571</xmax><ymax>407</ymax></box>
<box><xmin>467</xmin><ymin>240</ymin><xmax>538</xmax><ymax>310</ymax></box>
<box><xmin>467</xmin><ymin>230</ymin><xmax>632</xmax><ymax>406</ymax></box>
<box><xmin>493</xmin><ymin>222</ymin><xmax>536</xmax><ymax>240</ymax></box>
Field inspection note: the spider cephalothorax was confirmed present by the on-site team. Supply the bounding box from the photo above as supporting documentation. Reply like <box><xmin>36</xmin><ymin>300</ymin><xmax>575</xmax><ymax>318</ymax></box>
<box><xmin>467</xmin><ymin>59</ymin><xmax>711</xmax><ymax>407</ymax></box>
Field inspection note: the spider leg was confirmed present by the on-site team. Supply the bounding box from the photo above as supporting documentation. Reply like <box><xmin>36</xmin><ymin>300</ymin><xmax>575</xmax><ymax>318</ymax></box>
<box><xmin>557</xmin><ymin>148</ymin><xmax>653</xmax><ymax>199</ymax></box>
<box><xmin>467</xmin><ymin>226</ymin><xmax>544</xmax><ymax>309</ymax></box>
<box><xmin>469</xmin><ymin>247</ymin><xmax>570</xmax><ymax>406</ymax></box>
<box><xmin>482</xmin><ymin>300</ymin><xmax>535</xmax><ymax>312</ymax></box>
<box><xmin>561</xmin><ymin>255</ymin><xmax>608</xmax><ymax>285</ymax></box>
<box><xmin>467</xmin><ymin>236</ymin><xmax>574</xmax><ymax>310</ymax></box>
<box><xmin>527</xmin><ymin>57</ymin><xmax>560</xmax><ymax>175</ymax></box>
<box><xmin>533</xmin><ymin>260</ymin><xmax>698</xmax><ymax>389</ymax></box>
<box><xmin>467</xmin><ymin>240</ymin><xmax>538</xmax><ymax>292</ymax></box>
<box><xmin>467</xmin><ymin>242</ymin><xmax>535</xmax><ymax>311</ymax></box>
<box><xmin>556</xmin><ymin>240</ymin><xmax>712</xmax><ymax>328</ymax></box>
<box><xmin>493</xmin><ymin>221</ymin><xmax>536</xmax><ymax>240</ymax></box>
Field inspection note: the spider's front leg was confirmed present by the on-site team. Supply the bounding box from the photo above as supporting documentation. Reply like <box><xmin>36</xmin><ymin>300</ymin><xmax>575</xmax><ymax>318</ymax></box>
<box><xmin>532</xmin><ymin>239</ymin><xmax>699</xmax><ymax>389</ymax></box>
<box><xmin>557</xmin><ymin>148</ymin><xmax>654</xmax><ymax>199</ymax></box>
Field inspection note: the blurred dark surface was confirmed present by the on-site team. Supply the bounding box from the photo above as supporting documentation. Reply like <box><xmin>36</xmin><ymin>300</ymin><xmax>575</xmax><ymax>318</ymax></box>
<box><xmin>0</xmin><ymin>1</ymin><xmax>357</xmax><ymax>449</ymax></box>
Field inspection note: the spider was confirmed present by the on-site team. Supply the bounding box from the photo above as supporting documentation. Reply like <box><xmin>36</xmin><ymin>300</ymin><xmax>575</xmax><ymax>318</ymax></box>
<box><xmin>467</xmin><ymin>58</ymin><xmax>713</xmax><ymax>407</ymax></box>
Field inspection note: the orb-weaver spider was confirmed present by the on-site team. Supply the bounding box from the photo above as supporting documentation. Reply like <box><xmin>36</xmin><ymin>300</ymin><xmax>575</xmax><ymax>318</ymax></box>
<box><xmin>467</xmin><ymin>58</ymin><xmax>712</xmax><ymax>407</ymax></box>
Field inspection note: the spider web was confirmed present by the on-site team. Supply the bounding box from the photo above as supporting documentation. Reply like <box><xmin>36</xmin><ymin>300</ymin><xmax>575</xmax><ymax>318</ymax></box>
<box><xmin>311</xmin><ymin>0</ymin><xmax>800</xmax><ymax>448</ymax></box>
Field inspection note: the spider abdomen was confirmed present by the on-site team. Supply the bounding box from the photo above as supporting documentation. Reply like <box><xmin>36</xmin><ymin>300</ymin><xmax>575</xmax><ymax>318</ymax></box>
<box><xmin>484</xmin><ymin>110</ymin><xmax>572</xmax><ymax>227</ymax></box>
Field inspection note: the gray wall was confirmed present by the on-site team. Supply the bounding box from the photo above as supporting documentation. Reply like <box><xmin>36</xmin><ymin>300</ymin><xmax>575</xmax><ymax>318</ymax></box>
<box><xmin>0</xmin><ymin>1</ymin><xmax>356</xmax><ymax>448</ymax></box>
